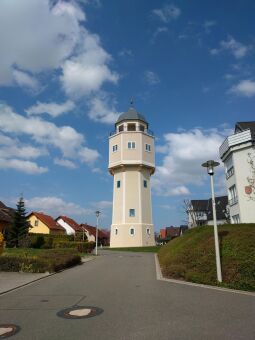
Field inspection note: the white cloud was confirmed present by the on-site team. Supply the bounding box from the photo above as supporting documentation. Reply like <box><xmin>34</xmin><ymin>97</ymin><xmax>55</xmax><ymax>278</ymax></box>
<box><xmin>0</xmin><ymin>158</ymin><xmax>47</xmax><ymax>174</ymax></box>
<box><xmin>60</xmin><ymin>30</ymin><xmax>119</xmax><ymax>98</ymax></box>
<box><xmin>0</xmin><ymin>0</ymin><xmax>84</xmax><ymax>86</ymax></box>
<box><xmin>90</xmin><ymin>200</ymin><xmax>112</xmax><ymax>209</ymax></box>
<box><xmin>79</xmin><ymin>147</ymin><xmax>100</xmax><ymax>166</ymax></box>
<box><xmin>88</xmin><ymin>94</ymin><xmax>119</xmax><ymax>124</ymax></box>
<box><xmin>26</xmin><ymin>100</ymin><xmax>75</xmax><ymax>118</ymax></box>
<box><xmin>229</xmin><ymin>80</ymin><xmax>255</xmax><ymax>97</ymax></box>
<box><xmin>151</xmin><ymin>27</ymin><xmax>168</xmax><ymax>43</ymax></box>
<box><xmin>210</xmin><ymin>36</ymin><xmax>250</xmax><ymax>59</ymax></box>
<box><xmin>0</xmin><ymin>104</ymin><xmax>100</xmax><ymax>171</ymax></box>
<box><xmin>25</xmin><ymin>196</ymin><xmax>92</xmax><ymax>217</ymax></box>
<box><xmin>118</xmin><ymin>49</ymin><xmax>133</xmax><ymax>57</ymax></box>
<box><xmin>12</xmin><ymin>69</ymin><xmax>40</xmax><ymax>90</ymax></box>
<box><xmin>152</xmin><ymin>4</ymin><xmax>181</xmax><ymax>23</ymax></box>
<box><xmin>204</xmin><ymin>20</ymin><xmax>216</xmax><ymax>34</ymax></box>
<box><xmin>153</xmin><ymin>128</ymin><xmax>227</xmax><ymax>196</ymax></box>
<box><xmin>54</xmin><ymin>158</ymin><xmax>77</xmax><ymax>169</ymax></box>
<box><xmin>144</xmin><ymin>70</ymin><xmax>160</xmax><ymax>85</ymax></box>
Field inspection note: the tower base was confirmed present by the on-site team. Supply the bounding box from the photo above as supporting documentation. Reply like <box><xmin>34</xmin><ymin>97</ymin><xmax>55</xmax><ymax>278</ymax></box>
<box><xmin>110</xmin><ymin>223</ymin><xmax>155</xmax><ymax>248</ymax></box>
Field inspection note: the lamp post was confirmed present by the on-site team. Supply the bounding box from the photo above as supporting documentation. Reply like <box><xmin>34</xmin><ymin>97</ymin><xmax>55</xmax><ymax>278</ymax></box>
<box><xmin>201</xmin><ymin>160</ymin><xmax>222</xmax><ymax>283</ymax></box>
<box><xmin>95</xmin><ymin>210</ymin><xmax>101</xmax><ymax>256</ymax></box>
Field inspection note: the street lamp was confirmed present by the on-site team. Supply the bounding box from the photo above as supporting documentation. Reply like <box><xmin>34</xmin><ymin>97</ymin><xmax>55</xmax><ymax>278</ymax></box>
<box><xmin>201</xmin><ymin>160</ymin><xmax>222</xmax><ymax>283</ymax></box>
<box><xmin>95</xmin><ymin>210</ymin><xmax>101</xmax><ymax>256</ymax></box>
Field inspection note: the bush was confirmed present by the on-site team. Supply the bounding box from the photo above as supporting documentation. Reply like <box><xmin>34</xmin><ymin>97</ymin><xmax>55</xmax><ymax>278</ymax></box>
<box><xmin>31</xmin><ymin>235</ymin><xmax>45</xmax><ymax>249</ymax></box>
<box><xmin>0</xmin><ymin>249</ymin><xmax>81</xmax><ymax>273</ymax></box>
<box><xmin>54</xmin><ymin>241</ymin><xmax>95</xmax><ymax>253</ymax></box>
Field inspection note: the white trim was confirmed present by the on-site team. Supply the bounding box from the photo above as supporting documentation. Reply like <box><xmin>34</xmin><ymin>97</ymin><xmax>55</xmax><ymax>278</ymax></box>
<box><xmin>121</xmin><ymin>133</ymin><xmax>123</xmax><ymax>162</ymax></box>
<box><xmin>122</xmin><ymin>171</ymin><xmax>126</xmax><ymax>224</ymax></box>
<box><xmin>138</xmin><ymin>171</ymin><xmax>142</xmax><ymax>223</ymax></box>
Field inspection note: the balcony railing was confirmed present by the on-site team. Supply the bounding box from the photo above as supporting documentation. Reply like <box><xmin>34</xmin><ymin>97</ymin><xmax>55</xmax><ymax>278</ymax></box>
<box><xmin>109</xmin><ymin>129</ymin><xmax>154</xmax><ymax>137</ymax></box>
<box><xmin>219</xmin><ymin>129</ymin><xmax>252</xmax><ymax>159</ymax></box>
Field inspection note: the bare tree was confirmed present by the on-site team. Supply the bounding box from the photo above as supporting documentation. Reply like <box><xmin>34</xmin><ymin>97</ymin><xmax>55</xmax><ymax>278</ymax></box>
<box><xmin>183</xmin><ymin>199</ymin><xmax>198</xmax><ymax>228</ymax></box>
<box><xmin>246</xmin><ymin>150</ymin><xmax>255</xmax><ymax>201</ymax></box>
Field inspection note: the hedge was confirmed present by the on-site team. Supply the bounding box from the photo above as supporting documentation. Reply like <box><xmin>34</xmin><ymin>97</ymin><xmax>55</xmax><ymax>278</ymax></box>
<box><xmin>0</xmin><ymin>232</ymin><xmax>4</xmax><ymax>256</ymax></box>
<box><xmin>54</xmin><ymin>240</ymin><xmax>95</xmax><ymax>253</ymax></box>
<box><xmin>0</xmin><ymin>249</ymin><xmax>81</xmax><ymax>273</ymax></box>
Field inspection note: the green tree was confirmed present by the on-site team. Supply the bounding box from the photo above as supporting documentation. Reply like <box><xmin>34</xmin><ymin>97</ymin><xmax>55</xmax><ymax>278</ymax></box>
<box><xmin>8</xmin><ymin>196</ymin><xmax>30</xmax><ymax>247</ymax></box>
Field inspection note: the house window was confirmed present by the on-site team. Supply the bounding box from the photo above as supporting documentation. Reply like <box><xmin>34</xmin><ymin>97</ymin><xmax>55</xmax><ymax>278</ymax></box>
<box><xmin>144</xmin><ymin>180</ymin><xmax>147</xmax><ymax>188</ymax></box>
<box><xmin>145</xmin><ymin>144</ymin><xmax>151</xmax><ymax>152</ymax></box>
<box><xmin>34</xmin><ymin>220</ymin><xmax>39</xmax><ymax>226</ymax></box>
<box><xmin>229</xmin><ymin>185</ymin><xmax>238</xmax><ymax>206</ymax></box>
<box><xmin>232</xmin><ymin>214</ymin><xmax>240</xmax><ymax>224</ymax></box>
<box><xmin>117</xmin><ymin>180</ymin><xmax>121</xmax><ymax>188</ymax></box>
<box><xmin>226</xmin><ymin>166</ymin><xmax>234</xmax><ymax>179</ymax></box>
<box><xmin>146</xmin><ymin>228</ymin><xmax>150</xmax><ymax>235</ymax></box>
<box><xmin>127</xmin><ymin>123</ymin><xmax>136</xmax><ymax>131</ymax></box>
<box><xmin>112</xmin><ymin>144</ymin><xmax>118</xmax><ymax>152</ymax></box>
<box><xmin>115</xmin><ymin>228</ymin><xmax>118</xmax><ymax>235</ymax></box>
<box><xmin>128</xmin><ymin>141</ymin><xmax>136</xmax><ymax>149</ymax></box>
<box><xmin>129</xmin><ymin>209</ymin><xmax>135</xmax><ymax>217</ymax></box>
<box><xmin>118</xmin><ymin>125</ymin><xmax>124</xmax><ymax>132</ymax></box>
<box><xmin>129</xmin><ymin>227</ymin><xmax>135</xmax><ymax>236</ymax></box>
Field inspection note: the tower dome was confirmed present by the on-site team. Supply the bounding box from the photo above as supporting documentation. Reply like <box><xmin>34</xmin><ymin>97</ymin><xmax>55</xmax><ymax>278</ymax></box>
<box><xmin>116</xmin><ymin>107</ymin><xmax>148</xmax><ymax>126</ymax></box>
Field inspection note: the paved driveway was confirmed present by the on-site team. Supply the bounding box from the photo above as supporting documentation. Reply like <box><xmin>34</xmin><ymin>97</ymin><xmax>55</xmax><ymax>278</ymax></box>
<box><xmin>0</xmin><ymin>250</ymin><xmax>254</xmax><ymax>339</ymax></box>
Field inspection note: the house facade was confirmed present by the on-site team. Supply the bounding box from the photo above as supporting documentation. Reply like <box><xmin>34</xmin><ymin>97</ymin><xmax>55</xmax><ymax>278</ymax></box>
<box><xmin>219</xmin><ymin>121</ymin><xmax>255</xmax><ymax>223</ymax></box>
<box><xmin>56</xmin><ymin>215</ymin><xmax>82</xmax><ymax>235</ymax></box>
<box><xmin>188</xmin><ymin>196</ymin><xmax>228</xmax><ymax>228</ymax></box>
<box><xmin>109</xmin><ymin>105</ymin><xmax>156</xmax><ymax>247</ymax></box>
<box><xmin>28</xmin><ymin>212</ymin><xmax>65</xmax><ymax>235</ymax></box>
<box><xmin>0</xmin><ymin>201</ymin><xmax>14</xmax><ymax>235</ymax></box>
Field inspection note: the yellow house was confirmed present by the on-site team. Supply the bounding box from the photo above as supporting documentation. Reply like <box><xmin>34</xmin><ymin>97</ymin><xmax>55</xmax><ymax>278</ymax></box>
<box><xmin>28</xmin><ymin>212</ymin><xmax>65</xmax><ymax>235</ymax></box>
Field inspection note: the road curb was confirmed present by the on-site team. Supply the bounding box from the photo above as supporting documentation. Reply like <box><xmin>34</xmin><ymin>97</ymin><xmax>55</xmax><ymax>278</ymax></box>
<box><xmin>0</xmin><ymin>256</ymin><xmax>95</xmax><ymax>296</ymax></box>
<box><xmin>154</xmin><ymin>254</ymin><xmax>255</xmax><ymax>297</ymax></box>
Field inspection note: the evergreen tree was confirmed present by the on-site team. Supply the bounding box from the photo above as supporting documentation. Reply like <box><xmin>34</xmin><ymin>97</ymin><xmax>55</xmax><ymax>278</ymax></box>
<box><xmin>8</xmin><ymin>196</ymin><xmax>30</xmax><ymax>247</ymax></box>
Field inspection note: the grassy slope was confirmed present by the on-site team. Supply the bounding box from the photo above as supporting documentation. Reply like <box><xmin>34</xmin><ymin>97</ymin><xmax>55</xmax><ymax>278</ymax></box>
<box><xmin>158</xmin><ymin>224</ymin><xmax>255</xmax><ymax>291</ymax></box>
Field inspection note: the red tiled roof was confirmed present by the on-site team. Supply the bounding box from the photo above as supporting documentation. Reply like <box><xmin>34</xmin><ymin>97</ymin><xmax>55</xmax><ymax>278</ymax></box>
<box><xmin>28</xmin><ymin>212</ymin><xmax>64</xmax><ymax>231</ymax></box>
<box><xmin>57</xmin><ymin>215</ymin><xmax>82</xmax><ymax>232</ymax></box>
<box><xmin>80</xmin><ymin>224</ymin><xmax>109</xmax><ymax>239</ymax></box>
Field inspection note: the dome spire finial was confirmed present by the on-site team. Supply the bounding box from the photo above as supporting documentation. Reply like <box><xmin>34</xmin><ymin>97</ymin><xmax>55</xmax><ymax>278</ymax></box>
<box><xmin>130</xmin><ymin>97</ymin><xmax>134</xmax><ymax>107</ymax></box>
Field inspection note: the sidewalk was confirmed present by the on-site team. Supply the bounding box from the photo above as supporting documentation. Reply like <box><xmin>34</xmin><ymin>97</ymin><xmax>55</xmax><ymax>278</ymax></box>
<box><xmin>0</xmin><ymin>272</ymin><xmax>49</xmax><ymax>294</ymax></box>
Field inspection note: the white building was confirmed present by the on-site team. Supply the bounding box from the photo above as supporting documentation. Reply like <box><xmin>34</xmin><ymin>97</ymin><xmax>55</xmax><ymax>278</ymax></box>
<box><xmin>219</xmin><ymin>121</ymin><xmax>255</xmax><ymax>223</ymax></box>
<box><xmin>188</xmin><ymin>196</ymin><xmax>228</xmax><ymax>228</ymax></box>
<box><xmin>109</xmin><ymin>105</ymin><xmax>156</xmax><ymax>247</ymax></box>
<box><xmin>56</xmin><ymin>215</ymin><xmax>82</xmax><ymax>235</ymax></box>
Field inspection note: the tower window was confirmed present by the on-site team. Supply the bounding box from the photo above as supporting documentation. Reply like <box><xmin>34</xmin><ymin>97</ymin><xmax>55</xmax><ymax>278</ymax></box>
<box><xmin>129</xmin><ymin>209</ymin><xmax>135</xmax><ymax>217</ymax></box>
<box><xmin>139</xmin><ymin>125</ymin><xmax>145</xmax><ymax>132</ymax></box>
<box><xmin>129</xmin><ymin>227</ymin><xmax>135</xmax><ymax>236</ymax></box>
<box><xmin>115</xmin><ymin>228</ymin><xmax>118</xmax><ymax>235</ymax></box>
<box><xmin>117</xmin><ymin>180</ymin><xmax>121</xmax><ymax>188</ymax></box>
<box><xmin>146</xmin><ymin>228</ymin><xmax>150</xmax><ymax>235</ymax></box>
<box><xmin>144</xmin><ymin>180</ymin><xmax>147</xmax><ymax>188</ymax></box>
<box><xmin>118</xmin><ymin>125</ymin><xmax>124</xmax><ymax>132</ymax></box>
<box><xmin>145</xmin><ymin>144</ymin><xmax>151</xmax><ymax>152</ymax></box>
<box><xmin>128</xmin><ymin>141</ymin><xmax>136</xmax><ymax>149</ymax></box>
<box><xmin>112</xmin><ymin>144</ymin><xmax>118</xmax><ymax>152</ymax></box>
<box><xmin>127</xmin><ymin>123</ymin><xmax>136</xmax><ymax>131</ymax></box>
<box><xmin>34</xmin><ymin>220</ymin><xmax>39</xmax><ymax>226</ymax></box>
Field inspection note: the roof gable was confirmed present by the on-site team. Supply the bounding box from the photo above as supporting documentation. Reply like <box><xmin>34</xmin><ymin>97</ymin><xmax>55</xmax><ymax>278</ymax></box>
<box><xmin>29</xmin><ymin>212</ymin><xmax>64</xmax><ymax>231</ymax></box>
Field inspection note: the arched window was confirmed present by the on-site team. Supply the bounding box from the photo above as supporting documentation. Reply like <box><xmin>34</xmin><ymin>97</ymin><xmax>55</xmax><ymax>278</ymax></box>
<box><xmin>115</xmin><ymin>228</ymin><xmax>118</xmax><ymax>235</ymax></box>
<box><xmin>146</xmin><ymin>228</ymin><xmax>150</xmax><ymax>236</ymax></box>
<box><xmin>129</xmin><ymin>227</ymin><xmax>135</xmax><ymax>236</ymax></box>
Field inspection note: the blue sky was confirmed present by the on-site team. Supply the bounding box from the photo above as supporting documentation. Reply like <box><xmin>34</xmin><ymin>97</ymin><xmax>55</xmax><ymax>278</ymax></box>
<box><xmin>0</xmin><ymin>0</ymin><xmax>255</xmax><ymax>230</ymax></box>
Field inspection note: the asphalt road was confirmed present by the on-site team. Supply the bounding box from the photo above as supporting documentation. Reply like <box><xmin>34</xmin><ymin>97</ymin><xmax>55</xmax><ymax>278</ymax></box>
<box><xmin>0</xmin><ymin>250</ymin><xmax>254</xmax><ymax>340</ymax></box>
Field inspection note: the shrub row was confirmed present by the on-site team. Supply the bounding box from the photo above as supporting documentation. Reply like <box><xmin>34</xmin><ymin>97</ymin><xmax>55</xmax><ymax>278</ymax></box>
<box><xmin>54</xmin><ymin>241</ymin><xmax>95</xmax><ymax>253</ymax></box>
<box><xmin>0</xmin><ymin>249</ymin><xmax>81</xmax><ymax>273</ymax></box>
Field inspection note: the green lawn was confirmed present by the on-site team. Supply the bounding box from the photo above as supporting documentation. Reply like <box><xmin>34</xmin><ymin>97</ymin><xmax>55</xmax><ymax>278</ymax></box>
<box><xmin>105</xmin><ymin>246</ymin><xmax>161</xmax><ymax>253</ymax></box>
<box><xmin>158</xmin><ymin>224</ymin><xmax>255</xmax><ymax>291</ymax></box>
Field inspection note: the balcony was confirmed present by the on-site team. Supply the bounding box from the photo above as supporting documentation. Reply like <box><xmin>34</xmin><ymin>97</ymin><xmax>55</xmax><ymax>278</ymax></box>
<box><xmin>219</xmin><ymin>129</ymin><xmax>253</xmax><ymax>159</ymax></box>
<box><xmin>109</xmin><ymin>129</ymin><xmax>154</xmax><ymax>137</ymax></box>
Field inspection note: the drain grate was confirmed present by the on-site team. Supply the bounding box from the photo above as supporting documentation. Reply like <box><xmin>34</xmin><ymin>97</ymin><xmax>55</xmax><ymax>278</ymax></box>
<box><xmin>0</xmin><ymin>324</ymin><xmax>20</xmax><ymax>338</ymax></box>
<box><xmin>57</xmin><ymin>306</ymin><xmax>103</xmax><ymax>320</ymax></box>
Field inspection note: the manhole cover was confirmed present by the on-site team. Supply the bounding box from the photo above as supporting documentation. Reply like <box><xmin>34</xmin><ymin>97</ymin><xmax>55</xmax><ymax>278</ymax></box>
<box><xmin>0</xmin><ymin>324</ymin><xmax>20</xmax><ymax>338</ymax></box>
<box><xmin>57</xmin><ymin>306</ymin><xmax>103</xmax><ymax>319</ymax></box>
